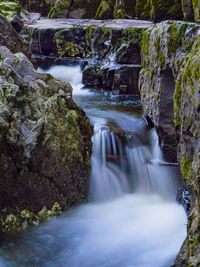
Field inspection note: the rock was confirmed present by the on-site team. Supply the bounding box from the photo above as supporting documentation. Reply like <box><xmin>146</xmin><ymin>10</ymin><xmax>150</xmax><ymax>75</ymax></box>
<box><xmin>0</xmin><ymin>46</ymin><xmax>93</xmax><ymax>233</ymax></box>
<box><xmin>135</xmin><ymin>0</ymin><xmax>183</xmax><ymax>22</ymax></box>
<box><xmin>20</xmin><ymin>0</ymin><xmax>56</xmax><ymax>16</ymax></box>
<box><xmin>23</xmin><ymin>19</ymin><xmax>148</xmax><ymax>94</ymax></box>
<box><xmin>139</xmin><ymin>21</ymin><xmax>199</xmax><ymax>162</ymax></box>
<box><xmin>112</xmin><ymin>64</ymin><xmax>141</xmax><ymax>94</ymax></box>
<box><xmin>11</xmin><ymin>16</ymin><xmax>24</xmax><ymax>33</ymax></box>
<box><xmin>192</xmin><ymin>0</ymin><xmax>200</xmax><ymax>22</ymax></box>
<box><xmin>181</xmin><ymin>0</ymin><xmax>194</xmax><ymax>21</ymax></box>
<box><xmin>0</xmin><ymin>14</ymin><xmax>32</xmax><ymax>61</ymax></box>
<box><xmin>139</xmin><ymin>20</ymin><xmax>200</xmax><ymax>265</ymax></box>
<box><xmin>50</xmin><ymin>0</ymin><xmax>101</xmax><ymax>19</ymax></box>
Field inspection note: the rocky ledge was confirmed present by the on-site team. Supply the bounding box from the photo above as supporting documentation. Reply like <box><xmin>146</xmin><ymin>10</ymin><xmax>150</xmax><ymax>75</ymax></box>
<box><xmin>22</xmin><ymin>18</ymin><xmax>153</xmax><ymax>95</ymax></box>
<box><xmin>0</xmin><ymin>45</ymin><xmax>93</xmax><ymax>233</ymax></box>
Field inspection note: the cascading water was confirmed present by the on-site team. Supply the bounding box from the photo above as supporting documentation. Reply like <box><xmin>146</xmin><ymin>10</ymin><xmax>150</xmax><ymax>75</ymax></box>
<box><xmin>0</xmin><ymin>64</ymin><xmax>187</xmax><ymax>267</ymax></box>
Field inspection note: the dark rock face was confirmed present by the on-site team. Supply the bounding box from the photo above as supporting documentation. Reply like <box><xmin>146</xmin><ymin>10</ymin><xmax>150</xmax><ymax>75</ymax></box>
<box><xmin>139</xmin><ymin>21</ymin><xmax>200</xmax><ymax>266</ymax></box>
<box><xmin>0</xmin><ymin>46</ymin><xmax>93</xmax><ymax>232</ymax></box>
<box><xmin>0</xmin><ymin>14</ymin><xmax>31</xmax><ymax>59</ymax></box>
<box><xmin>11</xmin><ymin>16</ymin><xmax>24</xmax><ymax>33</ymax></box>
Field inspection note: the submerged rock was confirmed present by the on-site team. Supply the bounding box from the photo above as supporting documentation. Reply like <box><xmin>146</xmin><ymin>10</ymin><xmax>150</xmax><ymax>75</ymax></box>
<box><xmin>0</xmin><ymin>46</ymin><xmax>93</xmax><ymax>233</ymax></box>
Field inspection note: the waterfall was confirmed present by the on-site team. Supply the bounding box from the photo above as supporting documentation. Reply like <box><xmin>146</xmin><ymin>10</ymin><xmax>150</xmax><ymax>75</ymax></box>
<box><xmin>0</xmin><ymin>63</ymin><xmax>186</xmax><ymax>267</ymax></box>
<box><xmin>89</xmin><ymin>124</ymin><xmax>179</xmax><ymax>202</ymax></box>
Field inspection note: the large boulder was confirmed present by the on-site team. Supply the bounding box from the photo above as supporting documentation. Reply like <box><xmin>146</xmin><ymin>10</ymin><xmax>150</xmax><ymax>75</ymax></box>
<box><xmin>0</xmin><ymin>46</ymin><xmax>93</xmax><ymax>232</ymax></box>
<box><xmin>0</xmin><ymin>14</ymin><xmax>31</xmax><ymax>60</ymax></box>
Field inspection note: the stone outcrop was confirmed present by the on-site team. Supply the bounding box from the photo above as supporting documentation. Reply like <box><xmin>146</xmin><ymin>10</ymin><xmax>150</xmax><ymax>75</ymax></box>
<box><xmin>0</xmin><ymin>45</ymin><xmax>93</xmax><ymax>232</ymax></box>
<box><xmin>22</xmin><ymin>19</ymin><xmax>153</xmax><ymax>94</ymax></box>
<box><xmin>0</xmin><ymin>13</ymin><xmax>31</xmax><ymax>60</ymax></box>
<box><xmin>139</xmin><ymin>21</ymin><xmax>200</xmax><ymax>265</ymax></box>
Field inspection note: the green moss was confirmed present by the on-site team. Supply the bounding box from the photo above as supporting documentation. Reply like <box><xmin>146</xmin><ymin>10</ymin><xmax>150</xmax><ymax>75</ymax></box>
<box><xmin>0</xmin><ymin>1</ymin><xmax>21</xmax><ymax>21</ymax></box>
<box><xmin>180</xmin><ymin>155</ymin><xmax>192</xmax><ymax>180</ymax></box>
<box><xmin>135</xmin><ymin>0</ymin><xmax>151</xmax><ymax>20</ymax></box>
<box><xmin>0</xmin><ymin>203</ymin><xmax>61</xmax><ymax>233</ymax></box>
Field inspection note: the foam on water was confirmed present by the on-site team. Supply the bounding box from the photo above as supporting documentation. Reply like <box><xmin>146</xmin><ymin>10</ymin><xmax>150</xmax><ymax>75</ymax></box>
<box><xmin>38</xmin><ymin>65</ymin><xmax>91</xmax><ymax>96</ymax></box>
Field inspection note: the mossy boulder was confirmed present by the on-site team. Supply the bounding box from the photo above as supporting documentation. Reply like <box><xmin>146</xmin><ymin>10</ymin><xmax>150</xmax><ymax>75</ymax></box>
<box><xmin>0</xmin><ymin>46</ymin><xmax>93</xmax><ymax>233</ymax></box>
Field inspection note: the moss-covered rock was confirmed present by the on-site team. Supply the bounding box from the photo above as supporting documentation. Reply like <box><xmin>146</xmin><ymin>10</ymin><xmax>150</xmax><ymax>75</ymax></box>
<box><xmin>0</xmin><ymin>46</ymin><xmax>93</xmax><ymax>233</ymax></box>
<box><xmin>139</xmin><ymin>20</ymin><xmax>200</xmax><ymax>265</ymax></box>
<box><xmin>139</xmin><ymin>21</ymin><xmax>198</xmax><ymax>162</ymax></box>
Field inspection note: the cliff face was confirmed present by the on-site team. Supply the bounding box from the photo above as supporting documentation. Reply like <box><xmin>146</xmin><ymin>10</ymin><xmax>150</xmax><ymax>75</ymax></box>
<box><xmin>139</xmin><ymin>21</ymin><xmax>200</xmax><ymax>266</ymax></box>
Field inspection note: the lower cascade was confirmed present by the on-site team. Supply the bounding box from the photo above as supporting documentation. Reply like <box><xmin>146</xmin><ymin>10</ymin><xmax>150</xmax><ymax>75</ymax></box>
<box><xmin>0</xmin><ymin>64</ymin><xmax>187</xmax><ymax>267</ymax></box>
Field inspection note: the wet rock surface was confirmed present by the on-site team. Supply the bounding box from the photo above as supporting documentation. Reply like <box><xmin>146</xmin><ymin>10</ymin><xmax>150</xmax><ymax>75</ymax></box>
<box><xmin>0</xmin><ymin>46</ymin><xmax>93</xmax><ymax>232</ymax></box>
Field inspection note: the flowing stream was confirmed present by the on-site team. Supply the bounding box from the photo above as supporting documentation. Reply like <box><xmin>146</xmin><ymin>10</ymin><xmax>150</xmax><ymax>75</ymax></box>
<box><xmin>0</xmin><ymin>63</ymin><xmax>187</xmax><ymax>267</ymax></box>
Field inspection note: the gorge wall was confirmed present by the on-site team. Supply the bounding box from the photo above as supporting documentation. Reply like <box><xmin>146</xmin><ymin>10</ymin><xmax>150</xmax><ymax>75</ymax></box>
<box><xmin>140</xmin><ymin>21</ymin><xmax>200</xmax><ymax>266</ymax></box>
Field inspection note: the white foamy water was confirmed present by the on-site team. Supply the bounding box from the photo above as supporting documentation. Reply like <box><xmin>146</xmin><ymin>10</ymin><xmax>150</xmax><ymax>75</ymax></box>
<box><xmin>0</xmin><ymin>64</ymin><xmax>187</xmax><ymax>267</ymax></box>
<box><xmin>38</xmin><ymin>65</ymin><xmax>91</xmax><ymax>96</ymax></box>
